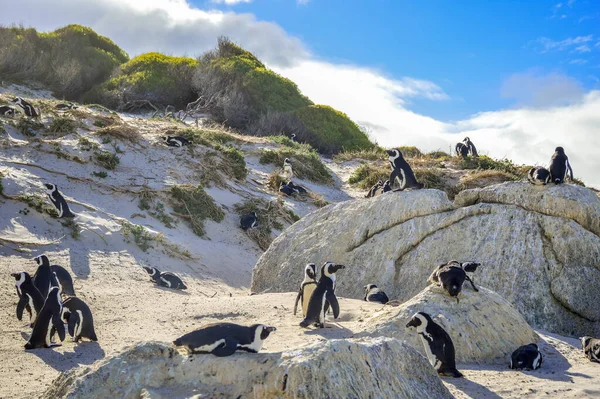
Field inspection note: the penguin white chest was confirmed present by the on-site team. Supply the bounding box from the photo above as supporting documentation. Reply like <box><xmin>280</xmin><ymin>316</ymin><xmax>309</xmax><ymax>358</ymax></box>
<box><xmin>418</xmin><ymin>332</ymin><xmax>439</xmax><ymax>369</ymax></box>
<box><xmin>302</xmin><ymin>284</ymin><xmax>316</xmax><ymax>316</ymax></box>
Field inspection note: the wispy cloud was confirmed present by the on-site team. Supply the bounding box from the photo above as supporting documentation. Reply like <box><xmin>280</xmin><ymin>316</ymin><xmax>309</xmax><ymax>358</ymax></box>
<box><xmin>298</xmin><ymin>0</ymin><xmax>312</xmax><ymax>4</ymax></box>
<box><xmin>531</xmin><ymin>35</ymin><xmax>594</xmax><ymax>53</ymax></box>
<box><xmin>574</xmin><ymin>45</ymin><xmax>591</xmax><ymax>53</ymax></box>
<box><xmin>569</xmin><ymin>58</ymin><xmax>589</xmax><ymax>65</ymax></box>
<box><xmin>212</xmin><ymin>0</ymin><xmax>253</xmax><ymax>4</ymax></box>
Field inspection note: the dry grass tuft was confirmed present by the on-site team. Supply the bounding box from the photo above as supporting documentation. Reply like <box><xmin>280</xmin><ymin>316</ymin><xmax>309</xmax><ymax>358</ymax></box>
<box><xmin>95</xmin><ymin>123</ymin><xmax>141</xmax><ymax>142</ymax></box>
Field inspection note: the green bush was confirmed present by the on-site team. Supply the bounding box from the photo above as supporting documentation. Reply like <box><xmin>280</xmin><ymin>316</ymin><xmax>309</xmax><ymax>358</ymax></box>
<box><xmin>218</xmin><ymin>145</ymin><xmax>247</xmax><ymax>181</ymax></box>
<box><xmin>398</xmin><ymin>146</ymin><xmax>423</xmax><ymax>158</ymax></box>
<box><xmin>259</xmin><ymin>148</ymin><xmax>333</xmax><ymax>184</ymax></box>
<box><xmin>293</xmin><ymin>105</ymin><xmax>374</xmax><ymax>154</ymax></box>
<box><xmin>348</xmin><ymin>164</ymin><xmax>389</xmax><ymax>189</ymax></box>
<box><xmin>94</xmin><ymin>150</ymin><xmax>120</xmax><ymax>170</ymax></box>
<box><xmin>47</xmin><ymin>116</ymin><xmax>78</xmax><ymax>135</ymax></box>
<box><xmin>459</xmin><ymin>155</ymin><xmax>522</xmax><ymax>175</ymax></box>
<box><xmin>0</xmin><ymin>24</ymin><xmax>128</xmax><ymax>99</ymax></box>
<box><xmin>169</xmin><ymin>185</ymin><xmax>224</xmax><ymax>237</ymax></box>
<box><xmin>85</xmin><ymin>52</ymin><xmax>198</xmax><ymax>110</ymax></box>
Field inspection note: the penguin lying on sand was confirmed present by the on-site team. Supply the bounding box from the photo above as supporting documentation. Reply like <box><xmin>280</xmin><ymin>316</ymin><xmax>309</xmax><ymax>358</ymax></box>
<box><xmin>581</xmin><ymin>336</ymin><xmax>600</xmax><ymax>363</ymax></box>
<box><xmin>240</xmin><ymin>212</ymin><xmax>258</xmax><ymax>230</ymax></box>
<box><xmin>162</xmin><ymin>136</ymin><xmax>190</xmax><ymax>147</ymax></box>
<box><xmin>45</xmin><ymin>183</ymin><xmax>75</xmax><ymax>218</ymax></box>
<box><xmin>386</xmin><ymin>149</ymin><xmax>423</xmax><ymax>190</ymax></box>
<box><xmin>510</xmin><ymin>343</ymin><xmax>543</xmax><ymax>370</ymax></box>
<box><xmin>527</xmin><ymin>167</ymin><xmax>551</xmax><ymax>185</ymax></box>
<box><xmin>428</xmin><ymin>260</ymin><xmax>480</xmax><ymax>302</ymax></box>
<box><xmin>299</xmin><ymin>262</ymin><xmax>345</xmax><ymax>328</ymax></box>
<box><xmin>12</xmin><ymin>272</ymin><xmax>45</xmax><ymax>327</ymax></box>
<box><xmin>363</xmin><ymin>284</ymin><xmax>389</xmax><ymax>304</ymax></box>
<box><xmin>25</xmin><ymin>287</ymin><xmax>65</xmax><ymax>349</ymax></box>
<box><xmin>294</xmin><ymin>263</ymin><xmax>317</xmax><ymax>316</ymax></box>
<box><xmin>61</xmin><ymin>297</ymin><xmax>98</xmax><ymax>342</ymax></box>
<box><xmin>287</xmin><ymin>181</ymin><xmax>307</xmax><ymax>194</ymax></box>
<box><xmin>279</xmin><ymin>182</ymin><xmax>295</xmax><ymax>196</ymax></box>
<box><xmin>55</xmin><ymin>103</ymin><xmax>78</xmax><ymax>110</ymax></box>
<box><xmin>0</xmin><ymin>105</ymin><xmax>16</xmax><ymax>116</ymax></box>
<box><xmin>173</xmin><ymin>323</ymin><xmax>276</xmax><ymax>356</ymax></box>
<box><xmin>143</xmin><ymin>266</ymin><xmax>187</xmax><ymax>290</ymax></box>
<box><xmin>406</xmin><ymin>312</ymin><xmax>463</xmax><ymax>378</ymax></box>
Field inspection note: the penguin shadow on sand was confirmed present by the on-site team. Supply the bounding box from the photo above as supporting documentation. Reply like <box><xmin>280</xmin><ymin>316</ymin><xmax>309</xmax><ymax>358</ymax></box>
<box><xmin>19</xmin><ymin>332</ymin><xmax>105</xmax><ymax>372</ymax></box>
<box><xmin>153</xmin><ymin>285</ymin><xmax>190</xmax><ymax>295</ymax></box>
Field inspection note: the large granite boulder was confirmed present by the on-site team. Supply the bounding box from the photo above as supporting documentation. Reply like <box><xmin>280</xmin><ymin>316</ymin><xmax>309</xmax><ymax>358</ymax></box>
<box><xmin>359</xmin><ymin>285</ymin><xmax>539</xmax><ymax>364</ymax></box>
<box><xmin>251</xmin><ymin>182</ymin><xmax>600</xmax><ymax>336</ymax></box>
<box><xmin>43</xmin><ymin>338</ymin><xmax>452</xmax><ymax>399</ymax></box>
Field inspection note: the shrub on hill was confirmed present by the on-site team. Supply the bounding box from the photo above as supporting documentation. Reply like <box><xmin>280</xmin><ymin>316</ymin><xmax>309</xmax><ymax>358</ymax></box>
<box><xmin>0</xmin><ymin>24</ymin><xmax>128</xmax><ymax>99</ymax></box>
<box><xmin>259</xmin><ymin>147</ymin><xmax>333</xmax><ymax>185</ymax></box>
<box><xmin>84</xmin><ymin>52</ymin><xmax>198</xmax><ymax>110</ymax></box>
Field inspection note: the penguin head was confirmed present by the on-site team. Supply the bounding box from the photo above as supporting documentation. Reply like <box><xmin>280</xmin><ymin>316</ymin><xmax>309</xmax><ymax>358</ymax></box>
<box><xmin>290</xmin><ymin>134</ymin><xmax>296</xmax><ymax>139</ymax></box>
<box><xmin>162</xmin><ymin>136</ymin><xmax>170</xmax><ymax>142</ymax></box>
<box><xmin>44</xmin><ymin>183</ymin><xmax>56</xmax><ymax>193</ymax></box>
<box><xmin>305</xmin><ymin>263</ymin><xmax>317</xmax><ymax>280</ymax></box>
<box><xmin>581</xmin><ymin>336</ymin><xmax>592</xmax><ymax>349</ymax></box>
<box><xmin>33</xmin><ymin>254</ymin><xmax>50</xmax><ymax>267</ymax></box>
<box><xmin>555</xmin><ymin>146</ymin><xmax>565</xmax><ymax>154</ymax></box>
<box><xmin>386</xmin><ymin>149</ymin><xmax>400</xmax><ymax>158</ymax></box>
<box><xmin>10</xmin><ymin>97</ymin><xmax>21</xmax><ymax>104</ymax></box>
<box><xmin>406</xmin><ymin>312</ymin><xmax>432</xmax><ymax>329</ymax></box>
<box><xmin>284</xmin><ymin>158</ymin><xmax>291</xmax><ymax>166</ymax></box>
<box><xmin>463</xmin><ymin>136</ymin><xmax>470</xmax><ymax>142</ymax></box>
<box><xmin>11</xmin><ymin>271</ymin><xmax>29</xmax><ymax>283</ymax></box>
<box><xmin>252</xmin><ymin>212</ymin><xmax>258</xmax><ymax>219</ymax></box>
<box><xmin>143</xmin><ymin>266</ymin><xmax>158</xmax><ymax>277</ymax></box>
<box><xmin>376</xmin><ymin>180</ymin><xmax>383</xmax><ymax>186</ymax></box>
<box><xmin>461</xmin><ymin>261</ymin><xmax>481</xmax><ymax>273</ymax></box>
<box><xmin>251</xmin><ymin>324</ymin><xmax>277</xmax><ymax>340</ymax></box>
<box><xmin>322</xmin><ymin>262</ymin><xmax>345</xmax><ymax>277</ymax></box>
<box><xmin>364</xmin><ymin>284</ymin><xmax>377</xmax><ymax>292</ymax></box>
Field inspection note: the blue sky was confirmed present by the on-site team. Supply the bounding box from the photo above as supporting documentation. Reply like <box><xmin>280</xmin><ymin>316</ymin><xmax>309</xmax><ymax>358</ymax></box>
<box><xmin>1</xmin><ymin>0</ymin><xmax>599</xmax><ymax>186</ymax></box>
<box><xmin>203</xmin><ymin>0</ymin><xmax>600</xmax><ymax>121</ymax></box>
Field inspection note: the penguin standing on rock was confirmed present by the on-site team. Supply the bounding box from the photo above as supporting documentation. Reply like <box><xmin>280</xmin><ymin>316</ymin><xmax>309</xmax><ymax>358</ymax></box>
<box><xmin>162</xmin><ymin>136</ymin><xmax>190</xmax><ymax>147</ymax></box>
<box><xmin>12</xmin><ymin>272</ymin><xmax>45</xmax><ymax>327</ymax></box>
<box><xmin>386</xmin><ymin>149</ymin><xmax>423</xmax><ymax>190</ymax></box>
<box><xmin>299</xmin><ymin>262</ymin><xmax>345</xmax><ymax>328</ymax></box>
<box><xmin>61</xmin><ymin>297</ymin><xmax>98</xmax><ymax>342</ymax></box>
<box><xmin>363</xmin><ymin>284</ymin><xmax>389</xmax><ymax>304</ymax></box>
<box><xmin>44</xmin><ymin>183</ymin><xmax>75</xmax><ymax>218</ymax></box>
<box><xmin>25</xmin><ymin>287</ymin><xmax>65</xmax><ymax>349</ymax></box>
<box><xmin>427</xmin><ymin>260</ymin><xmax>480</xmax><ymax>302</ymax></box>
<box><xmin>240</xmin><ymin>212</ymin><xmax>258</xmax><ymax>230</ymax></box>
<box><xmin>548</xmin><ymin>146</ymin><xmax>574</xmax><ymax>184</ymax></box>
<box><xmin>510</xmin><ymin>343</ymin><xmax>543</xmax><ymax>370</ymax></box>
<box><xmin>143</xmin><ymin>266</ymin><xmax>187</xmax><ymax>290</ymax></box>
<box><xmin>527</xmin><ymin>167</ymin><xmax>551</xmax><ymax>185</ymax></box>
<box><xmin>11</xmin><ymin>97</ymin><xmax>39</xmax><ymax>117</ymax></box>
<box><xmin>406</xmin><ymin>312</ymin><xmax>463</xmax><ymax>378</ymax></box>
<box><xmin>173</xmin><ymin>323</ymin><xmax>276</xmax><ymax>356</ymax></box>
<box><xmin>294</xmin><ymin>263</ymin><xmax>317</xmax><ymax>316</ymax></box>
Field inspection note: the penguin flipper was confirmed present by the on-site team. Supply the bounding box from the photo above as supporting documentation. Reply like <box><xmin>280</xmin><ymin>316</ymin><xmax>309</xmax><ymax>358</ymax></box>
<box><xmin>211</xmin><ymin>337</ymin><xmax>239</xmax><ymax>357</ymax></box>
<box><xmin>465</xmin><ymin>275</ymin><xmax>479</xmax><ymax>292</ymax></box>
<box><xmin>16</xmin><ymin>296</ymin><xmax>27</xmax><ymax>321</ymax></box>
<box><xmin>67</xmin><ymin>313</ymin><xmax>78</xmax><ymax>338</ymax></box>
<box><xmin>325</xmin><ymin>290</ymin><xmax>340</xmax><ymax>319</ymax></box>
<box><xmin>293</xmin><ymin>289</ymin><xmax>303</xmax><ymax>316</ymax></box>
<box><xmin>52</xmin><ymin>312</ymin><xmax>66</xmax><ymax>342</ymax></box>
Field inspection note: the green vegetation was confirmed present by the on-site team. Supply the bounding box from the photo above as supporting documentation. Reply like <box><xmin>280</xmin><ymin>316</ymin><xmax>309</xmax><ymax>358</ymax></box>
<box><xmin>61</xmin><ymin>218</ymin><xmax>81</xmax><ymax>240</ymax></box>
<box><xmin>458</xmin><ymin>170</ymin><xmax>519</xmax><ymax>190</ymax></box>
<box><xmin>85</xmin><ymin>52</ymin><xmax>197</xmax><ymax>109</ymax></box>
<box><xmin>138</xmin><ymin>189</ymin><xmax>177</xmax><ymax>228</ymax></box>
<box><xmin>348</xmin><ymin>164</ymin><xmax>389</xmax><ymax>189</ymax></box>
<box><xmin>414</xmin><ymin>168</ymin><xmax>447</xmax><ymax>191</ymax></box>
<box><xmin>78</xmin><ymin>137</ymin><xmax>100</xmax><ymax>151</ymax></box>
<box><xmin>169</xmin><ymin>185</ymin><xmax>224</xmax><ymax>237</ymax></box>
<box><xmin>47</xmin><ymin>116</ymin><xmax>77</xmax><ymax>135</ymax></box>
<box><xmin>398</xmin><ymin>146</ymin><xmax>423</xmax><ymax>158</ymax></box>
<box><xmin>14</xmin><ymin>117</ymin><xmax>44</xmax><ymax>136</ymax></box>
<box><xmin>0</xmin><ymin>24</ymin><xmax>128</xmax><ymax>99</ymax></box>
<box><xmin>259</xmin><ymin>148</ymin><xmax>333</xmax><ymax>184</ymax></box>
<box><xmin>179</xmin><ymin>127</ymin><xmax>235</xmax><ymax>147</ymax></box>
<box><xmin>234</xmin><ymin>198</ymin><xmax>299</xmax><ymax>250</ymax></box>
<box><xmin>17</xmin><ymin>194</ymin><xmax>59</xmax><ymax>217</ymax></box>
<box><xmin>218</xmin><ymin>145</ymin><xmax>247</xmax><ymax>180</ymax></box>
<box><xmin>121</xmin><ymin>221</ymin><xmax>154</xmax><ymax>252</ymax></box>
<box><xmin>94</xmin><ymin>150</ymin><xmax>120</xmax><ymax>170</ymax></box>
<box><xmin>92</xmin><ymin>171</ymin><xmax>107</xmax><ymax>178</ymax></box>
<box><xmin>459</xmin><ymin>155</ymin><xmax>527</xmax><ymax>176</ymax></box>
<box><xmin>334</xmin><ymin>147</ymin><xmax>387</xmax><ymax>162</ymax></box>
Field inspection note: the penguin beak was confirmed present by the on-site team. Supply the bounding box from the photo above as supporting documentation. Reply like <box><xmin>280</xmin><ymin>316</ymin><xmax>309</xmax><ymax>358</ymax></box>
<box><xmin>10</xmin><ymin>273</ymin><xmax>19</xmax><ymax>279</ymax></box>
<box><xmin>386</xmin><ymin>150</ymin><xmax>394</xmax><ymax>156</ymax></box>
<box><xmin>265</xmin><ymin>326</ymin><xmax>277</xmax><ymax>333</ymax></box>
<box><xmin>406</xmin><ymin>319</ymin><xmax>417</xmax><ymax>328</ymax></box>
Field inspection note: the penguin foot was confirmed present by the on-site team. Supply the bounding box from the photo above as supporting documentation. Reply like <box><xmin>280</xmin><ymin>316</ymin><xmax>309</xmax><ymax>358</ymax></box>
<box><xmin>438</xmin><ymin>369</ymin><xmax>463</xmax><ymax>378</ymax></box>
<box><xmin>299</xmin><ymin>319</ymin><xmax>311</xmax><ymax>328</ymax></box>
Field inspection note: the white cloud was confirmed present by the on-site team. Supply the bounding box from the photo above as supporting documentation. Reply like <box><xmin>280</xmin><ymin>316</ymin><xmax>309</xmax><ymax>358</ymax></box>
<box><xmin>569</xmin><ymin>58</ymin><xmax>589</xmax><ymax>65</ymax></box>
<box><xmin>1</xmin><ymin>0</ymin><xmax>598</xmax><ymax>187</ymax></box>
<box><xmin>298</xmin><ymin>0</ymin><xmax>312</xmax><ymax>4</ymax></box>
<box><xmin>500</xmin><ymin>71</ymin><xmax>584</xmax><ymax>107</ymax></box>
<box><xmin>574</xmin><ymin>45</ymin><xmax>591</xmax><ymax>53</ymax></box>
<box><xmin>212</xmin><ymin>0</ymin><xmax>253</xmax><ymax>4</ymax></box>
<box><xmin>532</xmin><ymin>35</ymin><xmax>594</xmax><ymax>53</ymax></box>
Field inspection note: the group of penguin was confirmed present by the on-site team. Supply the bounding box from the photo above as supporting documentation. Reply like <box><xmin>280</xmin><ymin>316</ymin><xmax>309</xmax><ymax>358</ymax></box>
<box><xmin>12</xmin><ymin>255</ymin><xmax>97</xmax><ymax>349</ymax></box>
<box><xmin>366</xmin><ymin>139</ymin><xmax>576</xmax><ymax>198</ymax></box>
<box><xmin>278</xmin><ymin>158</ymin><xmax>308</xmax><ymax>196</ymax></box>
<box><xmin>0</xmin><ymin>97</ymin><xmax>78</xmax><ymax>118</ymax></box>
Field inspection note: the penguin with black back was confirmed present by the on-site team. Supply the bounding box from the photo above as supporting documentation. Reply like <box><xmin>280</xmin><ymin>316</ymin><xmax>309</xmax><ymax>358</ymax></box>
<box><xmin>11</xmin><ymin>272</ymin><xmax>45</xmax><ymax>327</ymax></box>
<box><xmin>55</xmin><ymin>103</ymin><xmax>78</xmax><ymax>110</ymax></box>
<box><xmin>287</xmin><ymin>181</ymin><xmax>308</xmax><ymax>194</ymax></box>
<box><xmin>463</xmin><ymin>137</ymin><xmax>478</xmax><ymax>157</ymax></box>
<box><xmin>25</xmin><ymin>287</ymin><xmax>65</xmax><ymax>349</ymax></box>
<box><xmin>50</xmin><ymin>264</ymin><xmax>76</xmax><ymax>296</ymax></box>
<box><xmin>11</xmin><ymin>97</ymin><xmax>39</xmax><ymax>117</ymax></box>
<box><xmin>45</xmin><ymin>183</ymin><xmax>75</xmax><ymax>218</ymax></box>
<box><xmin>428</xmin><ymin>260</ymin><xmax>480</xmax><ymax>302</ymax></box>
<box><xmin>279</xmin><ymin>182</ymin><xmax>295</xmax><ymax>196</ymax></box>
<box><xmin>455</xmin><ymin>142</ymin><xmax>468</xmax><ymax>158</ymax></box>
<box><xmin>406</xmin><ymin>312</ymin><xmax>463</xmax><ymax>378</ymax></box>
<box><xmin>363</xmin><ymin>284</ymin><xmax>389</xmax><ymax>304</ymax></box>
<box><xmin>162</xmin><ymin>136</ymin><xmax>190</xmax><ymax>147</ymax></box>
<box><xmin>0</xmin><ymin>105</ymin><xmax>15</xmax><ymax>116</ymax></box>
<box><xmin>299</xmin><ymin>262</ymin><xmax>345</xmax><ymax>328</ymax></box>
<box><xmin>173</xmin><ymin>323</ymin><xmax>276</xmax><ymax>356</ymax></box>
<box><xmin>143</xmin><ymin>266</ymin><xmax>187</xmax><ymax>290</ymax></box>
<box><xmin>386</xmin><ymin>149</ymin><xmax>423</xmax><ymax>190</ymax></box>
<box><xmin>527</xmin><ymin>167</ymin><xmax>551</xmax><ymax>185</ymax></box>
<box><xmin>240</xmin><ymin>212</ymin><xmax>258</xmax><ymax>230</ymax></box>
<box><xmin>365</xmin><ymin>180</ymin><xmax>383</xmax><ymax>198</ymax></box>
<box><xmin>382</xmin><ymin>180</ymin><xmax>392</xmax><ymax>193</ymax></box>
<box><xmin>549</xmin><ymin>146</ymin><xmax>574</xmax><ymax>184</ymax></box>
<box><xmin>510</xmin><ymin>343</ymin><xmax>543</xmax><ymax>370</ymax></box>
<box><xmin>32</xmin><ymin>255</ymin><xmax>60</xmax><ymax>299</ymax></box>
<box><xmin>293</xmin><ymin>263</ymin><xmax>317</xmax><ymax>316</ymax></box>
<box><xmin>61</xmin><ymin>297</ymin><xmax>98</xmax><ymax>342</ymax></box>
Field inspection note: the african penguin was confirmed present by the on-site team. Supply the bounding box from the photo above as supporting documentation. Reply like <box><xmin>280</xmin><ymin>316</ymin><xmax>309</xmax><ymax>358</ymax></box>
<box><xmin>279</xmin><ymin>182</ymin><xmax>295</xmax><ymax>196</ymax></box>
<box><xmin>463</xmin><ymin>137</ymin><xmax>478</xmax><ymax>157</ymax></box>
<box><xmin>61</xmin><ymin>297</ymin><xmax>98</xmax><ymax>342</ymax></box>
<box><xmin>32</xmin><ymin>255</ymin><xmax>60</xmax><ymax>298</ymax></box>
<box><xmin>50</xmin><ymin>264</ymin><xmax>76</xmax><ymax>296</ymax></box>
<box><xmin>293</xmin><ymin>263</ymin><xmax>317</xmax><ymax>317</ymax></box>
<box><xmin>299</xmin><ymin>262</ymin><xmax>345</xmax><ymax>328</ymax></box>
<box><xmin>173</xmin><ymin>323</ymin><xmax>276</xmax><ymax>357</ymax></box>
<box><xmin>509</xmin><ymin>343</ymin><xmax>543</xmax><ymax>370</ymax></box>
<box><xmin>581</xmin><ymin>336</ymin><xmax>600</xmax><ymax>363</ymax></box>
<box><xmin>55</xmin><ymin>103</ymin><xmax>78</xmax><ymax>110</ymax></box>
<box><xmin>240</xmin><ymin>212</ymin><xmax>258</xmax><ymax>230</ymax></box>
<box><xmin>162</xmin><ymin>136</ymin><xmax>190</xmax><ymax>147</ymax></box>
<box><xmin>386</xmin><ymin>149</ymin><xmax>424</xmax><ymax>190</ymax></box>
<box><xmin>11</xmin><ymin>272</ymin><xmax>45</xmax><ymax>327</ymax></box>
<box><xmin>44</xmin><ymin>183</ymin><xmax>75</xmax><ymax>218</ymax></box>
<box><xmin>11</xmin><ymin>97</ymin><xmax>39</xmax><ymax>117</ymax></box>
<box><xmin>0</xmin><ymin>105</ymin><xmax>16</xmax><ymax>116</ymax></box>
<box><xmin>382</xmin><ymin>180</ymin><xmax>392</xmax><ymax>193</ymax></box>
<box><xmin>455</xmin><ymin>142</ymin><xmax>468</xmax><ymax>158</ymax></box>
<box><xmin>290</xmin><ymin>134</ymin><xmax>297</xmax><ymax>142</ymax></box>
<box><xmin>527</xmin><ymin>167</ymin><xmax>551</xmax><ymax>185</ymax></box>
<box><xmin>283</xmin><ymin>158</ymin><xmax>294</xmax><ymax>181</ymax></box>
<box><xmin>24</xmin><ymin>286</ymin><xmax>65</xmax><ymax>349</ymax></box>
<box><xmin>406</xmin><ymin>312</ymin><xmax>463</xmax><ymax>378</ymax></box>
<box><xmin>363</xmin><ymin>284</ymin><xmax>389</xmax><ymax>304</ymax></box>
<box><xmin>365</xmin><ymin>180</ymin><xmax>383</xmax><ymax>198</ymax></box>
<box><xmin>549</xmin><ymin>146</ymin><xmax>573</xmax><ymax>184</ymax></box>
<box><xmin>143</xmin><ymin>266</ymin><xmax>187</xmax><ymax>290</ymax></box>
<box><xmin>427</xmin><ymin>260</ymin><xmax>480</xmax><ymax>302</ymax></box>
<box><xmin>287</xmin><ymin>181</ymin><xmax>308</xmax><ymax>194</ymax></box>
